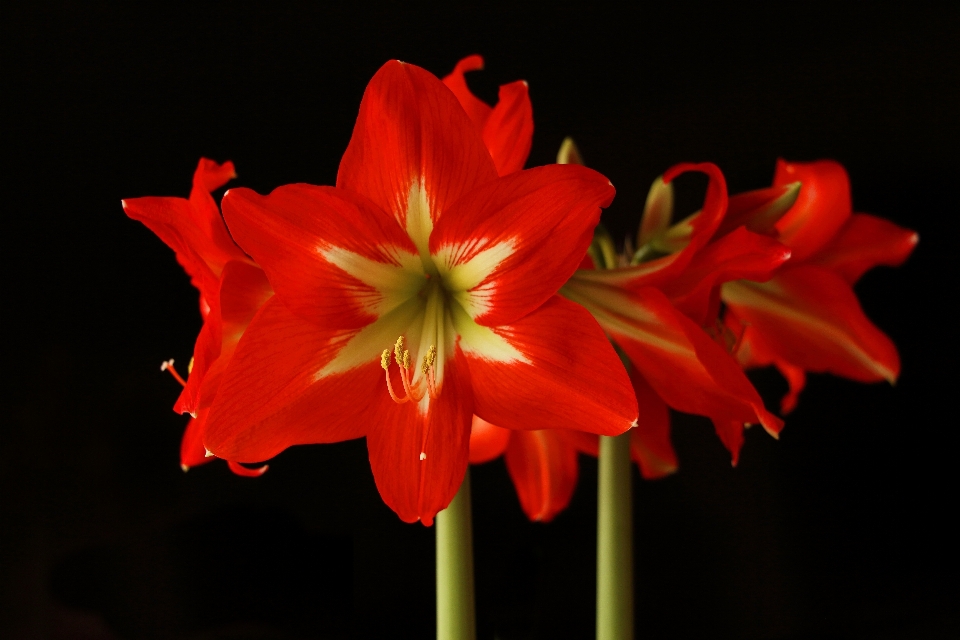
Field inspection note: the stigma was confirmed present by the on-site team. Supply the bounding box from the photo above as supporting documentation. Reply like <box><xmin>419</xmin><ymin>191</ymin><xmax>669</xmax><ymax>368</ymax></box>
<box><xmin>381</xmin><ymin>336</ymin><xmax>439</xmax><ymax>404</ymax></box>
<box><xmin>161</xmin><ymin>359</ymin><xmax>187</xmax><ymax>387</ymax></box>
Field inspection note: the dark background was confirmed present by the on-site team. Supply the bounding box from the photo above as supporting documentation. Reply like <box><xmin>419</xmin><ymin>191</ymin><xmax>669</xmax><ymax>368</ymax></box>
<box><xmin>3</xmin><ymin>1</ymin><xmax>958</xmax><ymax>638</ymax></box>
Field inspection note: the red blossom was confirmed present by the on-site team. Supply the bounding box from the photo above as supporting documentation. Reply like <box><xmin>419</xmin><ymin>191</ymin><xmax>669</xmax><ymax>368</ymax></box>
<box><xmin>201</xmin><ymin>60</ymin><xmax>637</xmax><ymax>525</ymax></box>
<box><xmin>468</xmin><ymin>141</ymin><xmax>792</xmax><ymax>519</ymax></box>
<box><xmin>722</xmin><ymin>159</ymin><xmax>918</xmax><ymax>413</ymax></box>
<box><xmin>123</xmin><ymin>159</ymin><xmax>273</xmax><ymax>475</ymax></box>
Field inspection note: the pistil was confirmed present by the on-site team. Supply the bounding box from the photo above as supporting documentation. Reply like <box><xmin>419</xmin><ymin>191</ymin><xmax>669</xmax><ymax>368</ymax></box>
<box><xmin>160</xmin><ymin>359</ymin><xmax>187</xmax><ymax>387</ymax></box>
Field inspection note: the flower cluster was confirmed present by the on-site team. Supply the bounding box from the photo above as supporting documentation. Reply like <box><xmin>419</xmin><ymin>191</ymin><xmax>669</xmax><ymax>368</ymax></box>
<box><xmin>124</xmin><ymin>56</ymin><xmax>916</xmax><ymax>525</ymax></box>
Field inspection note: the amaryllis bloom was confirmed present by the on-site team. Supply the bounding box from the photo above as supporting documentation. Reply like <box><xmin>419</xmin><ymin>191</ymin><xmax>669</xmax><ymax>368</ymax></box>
<box><xmin>122</xmin><ymin>159</ymin><xmax>274</xmax><ymax>476</ymax></box>
<box><xmin>465</xmin><ymin>147</ymin><xmax>797</xmax><ymax>521</ymax></box>
<box><xmin>722</xmin><ymin>159</ymin><xmax>918</xmax><ymax>413</ymax></box>
<box><xmin>202</xmin><ymin>60</ymin><xmax>638</xmax><ymax>524</ymax></box>
<box><xmin>562</xmin><ymin>155</ymin><xmax>791</xmax><ymax>473</ymax></box>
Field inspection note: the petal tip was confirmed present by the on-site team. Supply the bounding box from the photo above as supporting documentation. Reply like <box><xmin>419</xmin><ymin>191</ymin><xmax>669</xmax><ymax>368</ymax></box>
<box><xmin>181</xmin><ymin>464</ymin><xmax>190</xmax><ymax>473</ymax></box>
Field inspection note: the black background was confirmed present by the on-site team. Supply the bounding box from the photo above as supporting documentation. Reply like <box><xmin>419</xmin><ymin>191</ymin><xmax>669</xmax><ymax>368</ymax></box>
<box><xmin>3</xmin><ymin>1</ymin><xmax>958</xmax><ymax>638</ymax></box>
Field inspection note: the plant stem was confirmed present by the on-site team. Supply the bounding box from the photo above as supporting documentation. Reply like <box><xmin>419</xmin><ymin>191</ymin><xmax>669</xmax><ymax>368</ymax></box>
<box><xmin>597</xmin><ymin>432</ymin><xmax>634</xmax><ymax>640</ymax></box>
<box><xmin>436</xmin><ymin>468</ymin><xmax>476</xmax><ymax>640</ymax></box>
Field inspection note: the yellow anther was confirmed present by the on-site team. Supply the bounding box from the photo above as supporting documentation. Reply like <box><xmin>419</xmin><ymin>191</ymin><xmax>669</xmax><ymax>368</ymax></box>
<box><xmin>187</xmin><ymin>356</ymin><xmax>195</xmax><ymax>374</ymax></box>
<box><xmin>402</xmin><ymin>350</ymin><xmax>411</xmax><ymax>369</ymax></box>
<box><xmin>421</xmin><ymin>345</ymin><xmax>437</xmax><ymax>375</ymax></box>
<box><xmin>394</xmin><ymin>336</ymin><xmax>406</xmax><ymax>366</ymax></box>
<box><xmin>380</xmin><ymin>349</ymin><xmax>391</xmax><ymax>370</ymax></box>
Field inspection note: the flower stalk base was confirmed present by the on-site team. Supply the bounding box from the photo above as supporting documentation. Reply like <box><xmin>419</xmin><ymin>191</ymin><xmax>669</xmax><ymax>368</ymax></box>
<box><xmin>436</xmin><ymin>469</ymin><xmax>476</xmax><ymax>640</ymax></box>
<box><xmin>597</xmin><ymin>432</ymin><xmax>634</xmax><ymax>640</ymax></box>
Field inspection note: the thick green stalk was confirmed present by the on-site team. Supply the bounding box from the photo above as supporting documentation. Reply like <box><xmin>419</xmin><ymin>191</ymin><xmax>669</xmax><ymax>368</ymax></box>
<box><xmin>597</xmin><ymin>432</ymin><xmax>634</xmax><ymax>640</ymax></box>
<box><xmin>436</xmin><ymin>469</ymin><xmax>476</xmax><ymax>640</ymax></box>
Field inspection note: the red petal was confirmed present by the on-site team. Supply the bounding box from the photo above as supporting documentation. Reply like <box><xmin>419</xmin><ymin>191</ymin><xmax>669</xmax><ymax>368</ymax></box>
<box><xmin>773</xmin><ymin>159</ymin><xmax>852</xmax><ymax>262</ymax></box>
<box><xmin>713</xmin><ymin>181</ymin><xmax>800</xmax><ymax>239</ymax></box>
<box><xmin>482</xmin><ymin>80</ymin><xmax>533</xmax><ymax>175</ymax></box>
<box><xmin>204</xmin><ymin>296</ymin><xmax>370</xmax><ymax>462</ymax></box>
<box><xmin>465</xmin><ymin>296</ymin><xmax>637</xmax><ymax>437</ymax></box>
<box><xmin>504</xmin><ymin>429</ymin><xmax>579</xmax><ymax>522</ymax></box>
<box><xmin>628</xmin><ymin>369</ymin><xmax>678</xmax><ymax>479</ymax></box>
<box><xmin>571</xmin><ymin>162</ymin><xmax>728</xmax><ymax>291</ymax></box>
<box><xmin>724</xmin><ymin>309</ymin><xmax>775</xmax><ymax>368</ymax></box>
<box><xmin>122</xmin><ymin>195</ymin><xmax>219</xmax><ymax>298</ymax></box>
<box><xmin>227</xmin><ymin>460</ymin><xmax>269</xmax><ymax>477</ymax></box>
<box><xmin>563</xmin><ymin>282</ymin><xmax>781</xmax><ymax>462</ymax></box>
<box><xmin>441</xmin><ymin>55</ymin><xmax>492</xmax><ymax>130</ymax></box>
<box><xmin>192</xmin><ymin>157</ymin><xmax>236</xmax><ymax>193</ymax></box>
<box><xmin>173</xmin><ymin>301</ymin><xmax>222</xmax><ymax>416</ymax></box>
<box><xmin>187</xmin><ymin>158</ymin><xmax>247</xmax><ymax>273</ymax></box>
<box><xmin>194</xmin><ymin>261</ymin><xmax>274</xmax><ymax>410</ymax></box>
<box><xmin>217</xmin><ymin>261</ymin><xmax>274</xmax><ymax>357</ymax></box>
<box><xmin>661</xmin><ymin>227</ymin><xmax>791</xmax><ymax>325</ymax></box>
<box><xmin>365</xmin><ymin>349</ymin><xmax>474</xmax><ymax>525</ymax></box>
<box><xmin>180</xmin><ymin>410</ymin><xmax>213</xmax><ymax>470</ymax></box>
<box><xmin>221</xmin><ymin>184</ymin><xmax>418</xmax><ymax>331</ymax></box>
<box><xmin>337</xmin><ymin>60</ymin><xmax>498</xmax><ymax>236</ymax></box>
<box><xmin>123</xmin><ymin>158</ymin><xmax>246</xmax><ymax>289</ymax></box>
<box><xmin>431</xmin><ymin>164</ymin><xmax>614</xmax><ymax>327</ymax></box>
<box><xmin>775</xmin><ymin>360</ymin><xmax>807</xmax><ymax>415</ymax></box>
<box><xmin>721</xmin><ymin>265</ymin><xmax>901</xmax><ymax>383</ymax></box>
<box><xmin>811</xmin><ymin>213</ymin><xmax>918</xmax><ymax>284</ymax></box>
<box><xmin>468</xmin><ymin>415</ymin><xmax>511</xmax><ymax>464</ymax></box>
<box><xmin>712</xmin><ymin>418</ymin><xmax>745</xmax><ymax>467</ymax></box>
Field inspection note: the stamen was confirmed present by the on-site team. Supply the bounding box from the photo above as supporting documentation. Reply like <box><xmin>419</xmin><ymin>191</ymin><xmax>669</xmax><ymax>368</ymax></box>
<box><xmin>397</xmin><ymin>351</ymin><xmax>423</xmax><ymax>402</ymax></box>
<box><xmin>383</xmin><ymin>338</ymin><xmax>442</xmax><ymax>404</ymax></box>
<box><xmin>160</xmin><ymin>359</ymin><xmax>187</xmax><ymax>387</ymax></box>
<box><xmin>382</xmin><ymin>348</ymin><xmax>409</xmax><ymax>404</ymax></box>
<box><xmin>416</xmin><ymin>345</ymin><xmax>439</xmax><ymax>399</ymax></box>
<box><xmin>384</xmin><ymin>369</ymin><xmax>409</xmax><ymax>404</ymax></box>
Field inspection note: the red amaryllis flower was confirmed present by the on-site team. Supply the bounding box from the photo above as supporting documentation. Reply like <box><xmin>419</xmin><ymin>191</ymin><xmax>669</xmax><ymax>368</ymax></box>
<box><xmin>122</xmin><ymin>159</ymin><xmax>274</xmax><ymax>477</ymax></box>
<box><xmin>562</xmin><ymin>159</ymin><xmax>791</xmax><ymax>473</ymax></box>
<box><xmin>722</xmin><ymin>159</ymin><xmax>918</xmax><ymax>413</ymax></box>
<box><xmin>467</xmin><ymin>151</ymin><xmax>795</xmax><ymax>521</ymax></box>
<box><xmin>202</xmin><ymin>60</ymin><xmax>638</xmax><ymax>525</ymax></box>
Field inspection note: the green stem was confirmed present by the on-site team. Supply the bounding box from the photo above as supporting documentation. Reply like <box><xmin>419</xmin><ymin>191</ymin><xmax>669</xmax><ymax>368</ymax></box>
<box><xmin>597</xmin><ymin>432</ymin><xmax>634</xmax><ymax>640</ymax></box>
<box><xmin>436</xmin><ymin>469</ymin><xmax>476</xmax><ymax>640</ymax></box>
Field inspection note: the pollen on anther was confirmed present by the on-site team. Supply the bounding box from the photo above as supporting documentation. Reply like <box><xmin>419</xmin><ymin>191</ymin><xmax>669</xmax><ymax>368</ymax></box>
<box><xmin>394</xmin><ymin>336</ymin><xmax>406</xmax><ymax>365</ymax></box>
<box><xmin>160</xmin><ymin>359</ymin><xmax>174</xmax><ymax>371</ymax></box>
<box><xmin>380</xmin><ymin>349</ymin><xmax>391</xmax><ymax>370</ymax></box>
<box><xmin>420</xmin><ymin>345</ymin><xmax>437</xmax><ymax>375</ymax></box>
<box><xmin>402</xmin><ymin>350</ymin><xmax>411</xmax><ymax>369</ymax></box>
